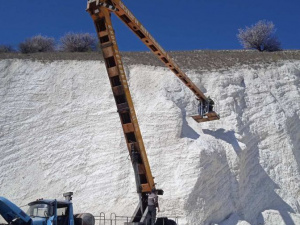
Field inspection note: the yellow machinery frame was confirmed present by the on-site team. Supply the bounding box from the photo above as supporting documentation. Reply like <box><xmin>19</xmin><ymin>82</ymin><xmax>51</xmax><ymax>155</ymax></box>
<box><xmin>86</xmin><ymin>0</ymin><xmax>219</xmax><ymax>222</ymax></box>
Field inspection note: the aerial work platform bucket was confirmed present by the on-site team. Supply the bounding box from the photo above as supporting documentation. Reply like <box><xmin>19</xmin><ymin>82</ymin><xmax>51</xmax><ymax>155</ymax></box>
<box><xmin>192</xmin><ymin>97</ymin><xmax>220</xmax><ymax>123</ymax></box>
<box><xmin>192</xmin><ymin>111</ymin><xmax>220</xmax><ymax>123</ymax></box>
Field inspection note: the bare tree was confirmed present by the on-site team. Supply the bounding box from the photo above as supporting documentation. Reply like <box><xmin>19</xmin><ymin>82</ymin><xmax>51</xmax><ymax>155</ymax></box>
<box><xmin>237</xmin><ymin>20</ymin><xmax>281</xmax><ymax>52</ymax></box>
<box><xmin>60</xmin><ymin>33</ymin><xmax>96</xmax><ymax>52</ymax></box>
<box><xmin>0</xmin><ymin>45</ymin><xmax>15</xmax><ymax>53</ymax></box>
<box><xmin>19</xmin><ymin>35</ymin><xmax>55</xmax><ymax>53</ymax></box>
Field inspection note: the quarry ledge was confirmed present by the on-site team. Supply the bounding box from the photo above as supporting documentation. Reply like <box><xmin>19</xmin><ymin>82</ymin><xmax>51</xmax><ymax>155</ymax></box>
<box><xmin>1</xmin><ymin>50</ymin><xmax>300</xmax><ymax>70</ymax></box>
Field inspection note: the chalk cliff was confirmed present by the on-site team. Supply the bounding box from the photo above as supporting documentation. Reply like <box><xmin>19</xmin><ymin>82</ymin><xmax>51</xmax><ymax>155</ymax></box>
<box><xmin>0</xmin><ymin>53</ymin><xmax>300</xmax><ymax>224</ymax></box>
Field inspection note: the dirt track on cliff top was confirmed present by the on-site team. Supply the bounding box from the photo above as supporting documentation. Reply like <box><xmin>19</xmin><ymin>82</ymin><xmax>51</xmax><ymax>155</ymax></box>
<box><xmin>1</xmin><ymin>50</ymin><xmax>300</xmax><ymax>70</ymax></box>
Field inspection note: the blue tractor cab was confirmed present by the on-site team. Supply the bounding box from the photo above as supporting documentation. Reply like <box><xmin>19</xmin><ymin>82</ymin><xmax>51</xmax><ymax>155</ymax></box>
<box><xmin>27</xmin><ymin>198</ymin><xmax>74</xmax><ymax>225</ymax></box>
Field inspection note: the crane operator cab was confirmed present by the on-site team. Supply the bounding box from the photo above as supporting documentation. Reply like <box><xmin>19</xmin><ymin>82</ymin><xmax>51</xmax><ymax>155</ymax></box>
<box><xmin>192</xmin><ymin>97</ymin><xmax>220</xmax><ymax>123</ymax></box>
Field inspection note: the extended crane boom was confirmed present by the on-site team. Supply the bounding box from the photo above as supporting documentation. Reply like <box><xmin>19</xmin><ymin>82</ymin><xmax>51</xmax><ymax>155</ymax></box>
<box><xmin>86</xmin><ymin>0</ymin><xmax>219</xmax><ymax>223</ymax></box>
<box><xmin>87</xmin><ymin>0</ymin><xmax>220</xmax><ymax>122</ymax></box>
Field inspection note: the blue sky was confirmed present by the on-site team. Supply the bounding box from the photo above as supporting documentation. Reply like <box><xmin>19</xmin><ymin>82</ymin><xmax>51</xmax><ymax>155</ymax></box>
<box><xmin>0</xmin><ymin>0</ymin><xmax>299</xmax><ymax>51</ymax></box>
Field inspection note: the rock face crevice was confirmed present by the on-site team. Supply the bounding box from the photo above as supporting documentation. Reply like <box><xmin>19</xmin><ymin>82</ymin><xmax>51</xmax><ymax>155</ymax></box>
<box><xmin>0</xmin><ymin>59</ymin><xmax>300</xmax><ymax>225</ymax></box>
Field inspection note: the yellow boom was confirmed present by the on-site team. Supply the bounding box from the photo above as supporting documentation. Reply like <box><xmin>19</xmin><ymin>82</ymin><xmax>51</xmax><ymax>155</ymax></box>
<box><xmin>86</xmin><ymin>0</ymin><xmax>219</xmax><ymax>222</ymax></box>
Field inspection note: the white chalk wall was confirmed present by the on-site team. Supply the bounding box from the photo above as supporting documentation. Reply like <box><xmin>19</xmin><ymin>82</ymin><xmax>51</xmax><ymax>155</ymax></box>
<box><xmin>0</xmin><ymin>59</ymin><xmax>300</xmax><ymax>225</ymax></box>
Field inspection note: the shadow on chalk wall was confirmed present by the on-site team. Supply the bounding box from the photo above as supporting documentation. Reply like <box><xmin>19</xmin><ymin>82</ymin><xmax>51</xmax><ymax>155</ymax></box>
<box><xmin>180</xmin><ymin>109</ymin><xmax>199</xmax><ymax>140</ymax></box>
<box><xmin>184</xmin><ymin>128</ymin><xmax>296</xmax><ymax>225</ymax></box>
<box><xmin>286</xmin><ymin>113</ymin><xmax>300</xmax><ymax>174</ymax></box>
<box><xmin>203</xmin><ymin>129</ymin><xmax>242</xmax><ymax>155</ymax></box>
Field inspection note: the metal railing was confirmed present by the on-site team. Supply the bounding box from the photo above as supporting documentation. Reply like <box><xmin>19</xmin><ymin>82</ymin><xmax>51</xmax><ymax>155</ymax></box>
<box><xmin>95</xmin><ymin>212</ymin><xmax>179</xmax><ymax>225</ymax></box>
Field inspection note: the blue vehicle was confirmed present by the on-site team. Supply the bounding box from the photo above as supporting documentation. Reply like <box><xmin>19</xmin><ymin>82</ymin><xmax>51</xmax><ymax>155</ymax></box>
<box><xmin>0</xmin><ymin>193</ymin><xmax>94</xmax><ymax>225</ymax></box>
